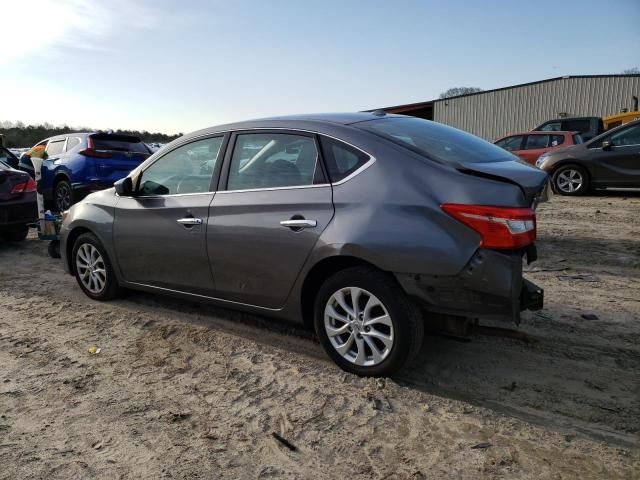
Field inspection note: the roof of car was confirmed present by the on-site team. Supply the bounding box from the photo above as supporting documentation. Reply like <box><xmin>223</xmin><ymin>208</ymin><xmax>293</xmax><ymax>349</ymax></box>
<box><xmin>496</xmin><ymin>130</ymin><xmax>580</xmax><ymax>140</ymax></box>
<box><xmin>183</xmin><ymin>112</ymin><xmax>403</xmax><ymax>139</ymax></box>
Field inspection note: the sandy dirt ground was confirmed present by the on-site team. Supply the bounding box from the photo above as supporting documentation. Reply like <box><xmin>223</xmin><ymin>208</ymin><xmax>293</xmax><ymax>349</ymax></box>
<box><xmin>0</xmin><ymin>193</ymin><xmax>639</xmax><ymax>479</ymax></box>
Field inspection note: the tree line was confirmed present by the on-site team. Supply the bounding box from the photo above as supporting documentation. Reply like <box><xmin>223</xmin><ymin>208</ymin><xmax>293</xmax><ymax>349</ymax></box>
<box><xmin>0</xmin><ymin>120</ymin><xmax>181</xmax><ymax>148</ymax></box>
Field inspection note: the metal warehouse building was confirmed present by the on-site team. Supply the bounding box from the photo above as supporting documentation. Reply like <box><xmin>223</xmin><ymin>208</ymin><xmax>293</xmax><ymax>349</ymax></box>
<box><xmin>375</xmin><ymin>74</ymin><xmax>640</xmax><ymax>140</ymax></box>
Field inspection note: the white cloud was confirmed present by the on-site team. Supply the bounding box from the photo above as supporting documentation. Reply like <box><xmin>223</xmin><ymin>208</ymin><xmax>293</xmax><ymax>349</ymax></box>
<box><xmin>1</xmin><ymin>0</ymin><xmax>159</xmax><ymax>65</ymax></box>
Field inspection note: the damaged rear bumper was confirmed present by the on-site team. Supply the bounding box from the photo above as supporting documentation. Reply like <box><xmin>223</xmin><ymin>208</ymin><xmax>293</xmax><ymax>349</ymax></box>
<box><xmin>395</xmin><ymin>249</ymin><xmax>543</xmax><ymax>324</ymax></box>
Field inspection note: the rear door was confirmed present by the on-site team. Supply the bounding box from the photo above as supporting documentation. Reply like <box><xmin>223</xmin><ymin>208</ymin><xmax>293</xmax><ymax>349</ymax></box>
<box><xmin>113</xmin><ymin>135</ymin><xmax>227</xmax><ymax>294</ymax></box>
<box><xmin>520</xmin><ymin>134</ymin><xmax>550</xmax><ymax>164</ymax></box>
<box><xmin>588</xmin><ymin>123</ymin><xmax>640</xmax><ymax>187</ymax></box>
<box><xmin>207</xmin><ymin>131</ymin><xmax>334</xmax><ymax>309</ymax></box>
<box><xmin>89</xmin><ymin>134</ymin><xmax>151</xmax><ymax>184</ymax></box>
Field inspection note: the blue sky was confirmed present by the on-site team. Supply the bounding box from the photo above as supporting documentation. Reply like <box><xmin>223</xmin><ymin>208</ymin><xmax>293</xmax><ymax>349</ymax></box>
<box><xmin>2</xmin><ymin>0</ymin><xmax>639</xmax><ymax>133</ymax></box>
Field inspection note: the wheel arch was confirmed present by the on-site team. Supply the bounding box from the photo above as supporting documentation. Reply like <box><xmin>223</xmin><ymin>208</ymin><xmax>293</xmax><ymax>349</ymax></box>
<box><xmin>53</xmin><ymin>169</ymin><xmax>72</xmax><ymax>186</ymax></box>
<box><xmin>300</xmin><ymin>255</ymin><xmax>386</xmax><ymax>329</ymax></box>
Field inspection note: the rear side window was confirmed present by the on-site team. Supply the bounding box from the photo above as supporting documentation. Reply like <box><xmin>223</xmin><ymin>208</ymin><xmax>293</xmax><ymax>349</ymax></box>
<box><xmin>227</xmin><ymin>133</ymin><xmax>321</xmax><ymax>190</ymax></box>
<box><xmin>66</xmin><ymin>137</ymin><xmax>81</xmax><ymax>151</ymax></box>
<box><xmin>524</xmin><ymin>135</ymin><xmax>549</xmax><ymax>149</ymax></box>
<box><xmin>562</xmin><ymin>119</ymin><xmax>590</xmax><ymax>133</ymax></box>
<box><xmin>91</xmin><ymin>134</ymin><xmax>149</xmax><ymax>154</ymax></box>
<box><xmin>550</xmin><ymin>135</ymin><xmax>564</xmax><ymax>147</ymax></box>
<box><xmin>46</xmin><ymin>139</ymin><xmax>65</xmax><ymax>156</ymax></box>
<box><xmin>356</xmin><ymin>117</ymin><xmax>515</xmax><ymax>164</ymax></box>
<box><xmin>319</xmin><ymin>137</ymin><xmax>370</xmax><ymax>182</ymax></box>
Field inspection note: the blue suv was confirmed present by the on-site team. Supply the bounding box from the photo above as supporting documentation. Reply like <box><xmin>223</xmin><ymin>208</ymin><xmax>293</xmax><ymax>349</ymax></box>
<box><xmin>19</xmin><ymin>132</ymin><xmax>151</xmax><ymax>211</ymax></box>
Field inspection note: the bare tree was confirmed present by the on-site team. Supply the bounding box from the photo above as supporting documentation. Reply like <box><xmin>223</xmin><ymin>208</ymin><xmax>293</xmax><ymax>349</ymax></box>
<box><xmin>621</xmin><ymin>67</ymin><xmax>639</xmax><ymax>74</ymax></box>
<box><xmin>439</xmin><ymin>87</ymin><xmax>483</xmax><ymax>99</ymax></box>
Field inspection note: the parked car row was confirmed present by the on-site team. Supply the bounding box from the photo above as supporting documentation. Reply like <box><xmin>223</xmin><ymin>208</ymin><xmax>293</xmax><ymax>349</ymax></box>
<box><xmin>0</xmin><ymin>145</ymin><xmax>37</xmax><ymax>241</ymax></box>
<box><xmin>494</xmin><ymin>118</ymin><xmax>640</xmax><ymax>195</ymax></box>
<box><xmin>18</xmin><ymin>132</ymin><xmax>151</xmax><ymax>211</ymax></box>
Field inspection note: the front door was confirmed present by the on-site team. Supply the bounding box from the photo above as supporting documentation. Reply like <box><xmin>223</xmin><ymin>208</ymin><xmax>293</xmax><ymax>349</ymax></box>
<box><xmin>207</xmin><ymin>131</ymin><xmax>334</xmax><ymax>309</ymax></box>
<box><xmin>113</xmin><ymin>135</ymin><xmax>226</xmax><ymax>294</ymax></box>
<box><xmin>590</xmin><ymin>124</ymin><xmax>640</xmax><ymax>187</ymax></box>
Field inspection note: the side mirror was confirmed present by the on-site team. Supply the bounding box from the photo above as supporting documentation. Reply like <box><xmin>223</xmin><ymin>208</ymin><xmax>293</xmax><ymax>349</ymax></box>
<box><xmin>601</xmin><ymin>140</ymin><xmax>612</xmax><ymax>151</ymax></box>
<box><xmin>114</xmin><ymin>177</ymin><xmax>133</xmax><ymax>196</ymax></box>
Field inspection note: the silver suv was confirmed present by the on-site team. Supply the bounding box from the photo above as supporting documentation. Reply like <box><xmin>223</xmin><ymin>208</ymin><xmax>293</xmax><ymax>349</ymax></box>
<box><xmin>61</xmin><ymin>113</ymin><xmax>548</xmax><ymax>376</ymax></box>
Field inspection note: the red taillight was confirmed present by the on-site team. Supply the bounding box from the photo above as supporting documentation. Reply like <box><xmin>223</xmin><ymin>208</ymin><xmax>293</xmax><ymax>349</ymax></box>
<box><xmin>10</xmin><ymin>177</ymin><xmax>37</xmax><ymax>194</ymax></box>
<box><xmin>79</xmin><ymin>137</ymin><xmax>112</xmax><ymax>158</ymax></box>
<box><xmin>441</xmin><ymin>203</ymin><xmax>536</xmax><ymax>249</ymax></box>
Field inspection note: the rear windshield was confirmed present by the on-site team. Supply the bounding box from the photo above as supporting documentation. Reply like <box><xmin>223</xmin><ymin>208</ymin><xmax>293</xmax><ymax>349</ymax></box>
<box><xmin>90</xmin><ymin>134</ymin><xmax>149</xmax><ymax>153</ymax></box>
<box><xmin>354</xmin><ymin>117</ymin><xmax>515</xmax><ymax>164</ymax></box>
<box><xmin>0</xmin><ymin>146</ymin><xmax>18</xmax><ymax>166</ymax></box>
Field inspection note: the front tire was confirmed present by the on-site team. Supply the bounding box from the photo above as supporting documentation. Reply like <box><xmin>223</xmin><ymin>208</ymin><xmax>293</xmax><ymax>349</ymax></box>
<box><xmin>314</xmin><ymin>266</ymin><xmax>424</xmax><ymax>377</ymax></box>
<box><xmin>551</xmin><ymin>164</ymin><xmax>589</xmax><ymax>195</ymax></box>
<box><xmin>72</xmin><ymin>233</ymin><xmax>122</xmax><ymax>300</ymax></box>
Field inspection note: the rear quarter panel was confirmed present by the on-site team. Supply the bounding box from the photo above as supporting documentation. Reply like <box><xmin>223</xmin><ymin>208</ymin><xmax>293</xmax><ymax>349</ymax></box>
<box><xmin>310</xmin><ymin>137</ymin><xmax>528</xmax><ymax>277</ymax></box>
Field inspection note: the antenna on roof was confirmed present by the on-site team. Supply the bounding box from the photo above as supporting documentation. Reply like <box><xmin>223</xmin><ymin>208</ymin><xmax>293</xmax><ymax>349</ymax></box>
<box><xmin>371</xmin><ymin>110</ymin><xmax>387</xmax><ymax>117</ymax></box>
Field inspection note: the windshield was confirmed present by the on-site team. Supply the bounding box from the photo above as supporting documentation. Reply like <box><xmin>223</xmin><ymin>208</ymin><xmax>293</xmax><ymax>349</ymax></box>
<box><xmin>355</xmin><ymin>117</ymin><xmax>516</xmax><ymax>164</ymax></box>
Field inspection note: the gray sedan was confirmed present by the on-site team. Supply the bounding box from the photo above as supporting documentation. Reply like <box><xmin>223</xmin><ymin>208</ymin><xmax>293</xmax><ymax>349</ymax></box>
<box><xmin>61</xmin><ymin>113</ymin><xmax>547</xmax><ymax>376</ymax></box>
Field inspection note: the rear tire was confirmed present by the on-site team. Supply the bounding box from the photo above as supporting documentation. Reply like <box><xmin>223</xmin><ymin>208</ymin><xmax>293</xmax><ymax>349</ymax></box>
<box><xmin>1</xmin><ymin>226</ymin><xmax>29</xmax><ymax>242</ymax></box>
<box><xmin>54</xmin><ymin>179</ymin><xmax>74</xmax><ymax>212</ymax></box>
<box><xmin>314</xmin><ymin>266</ymin><xmax>424</xmax><ymax>377</ymax></box>
<box><xmin>551</xmin><ymin>164</ymin><xmax>589</xmax><ymax>195</ymax></box>
<box><xmin>72</xmin><ymin>233</ymin><xmax>123</xmax><ymax>300</ymax></box>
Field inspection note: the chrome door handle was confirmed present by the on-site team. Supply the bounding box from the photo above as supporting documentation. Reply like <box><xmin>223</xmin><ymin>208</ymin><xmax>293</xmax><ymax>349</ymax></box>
<box><xmin>177</xmin><ymin>217</ymin><xmax>203</xmax><ymax>225</ymax></box>
<box><xmin>280</xmin><ymin>219</ymin><xmax>317</xmax><ymax>229</ymax></box>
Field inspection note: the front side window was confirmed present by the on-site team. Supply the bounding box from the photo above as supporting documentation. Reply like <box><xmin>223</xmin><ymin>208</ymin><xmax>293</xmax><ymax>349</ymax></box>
<box><xmin>539</xmin><ymin>121</ymin><xmax>561</xmax><ymax>132</ymax></box>
<box><xmin>356</xmin><ymin>117</ymin><xmax>515</xmax><ymax>164</ymax></box>
<box><xmin>227</xmin><ymin>133</ymin><xmax>320</xmax><ymax>190</ymax></box>
<box><xmin>524</xmin><ymin>135</ymin><xmax>549</xmax><ymax>150</ymax></box>
<box><xmin>46</xmin><ymin>139</ymin><xmax>65</xmax><ymax>156</ymax></box>
<box><xmin>319</xmin><ymin>137</ymin><xmax>370</xmax><ymax>182</ymax></box>
<box><xmin>609</xmin><ymin>124</ymin><xmax>640</xmax><ymax>147</ymax></box>
<box><xmin>495</xmin><ymin>135</ymin><xmax>524</xmax><ymax>152</ymax></box>
<box><xmin>138</xmin><ymin>136</ymin><xmax>223</xmax><ymax>196</ymax></box>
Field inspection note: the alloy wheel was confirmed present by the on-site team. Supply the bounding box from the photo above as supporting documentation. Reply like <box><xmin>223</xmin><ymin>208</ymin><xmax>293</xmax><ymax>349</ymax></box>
<box><xmin>76</xmin><ymin>243</ymin><xmax>107</xmax><ymax>294</ymax></box>
<box><xmin>324</xmin><ymin>287</ymin><xmax>394</xmax><ymax>367</ymax></box>
<box><xmin>556</xmin><ymin>169</ymin><xmax>583</xmax><ymax>193</ymax></box>
<box><xmin>55</xmin><ymin>182</ymin><xmax>71</xmax><ymax>211</ymax></box>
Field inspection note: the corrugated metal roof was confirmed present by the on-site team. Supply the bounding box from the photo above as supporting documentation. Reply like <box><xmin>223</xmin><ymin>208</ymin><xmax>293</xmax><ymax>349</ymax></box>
<box><xmin>371</xmin><ymin>74</ymin><xmax>640</xmax><ymax>112</ymax></box>
<box><xmin>434</xmin><ymin>76</ymin><xmax>640</xmax><ymax>139</ymax></box>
